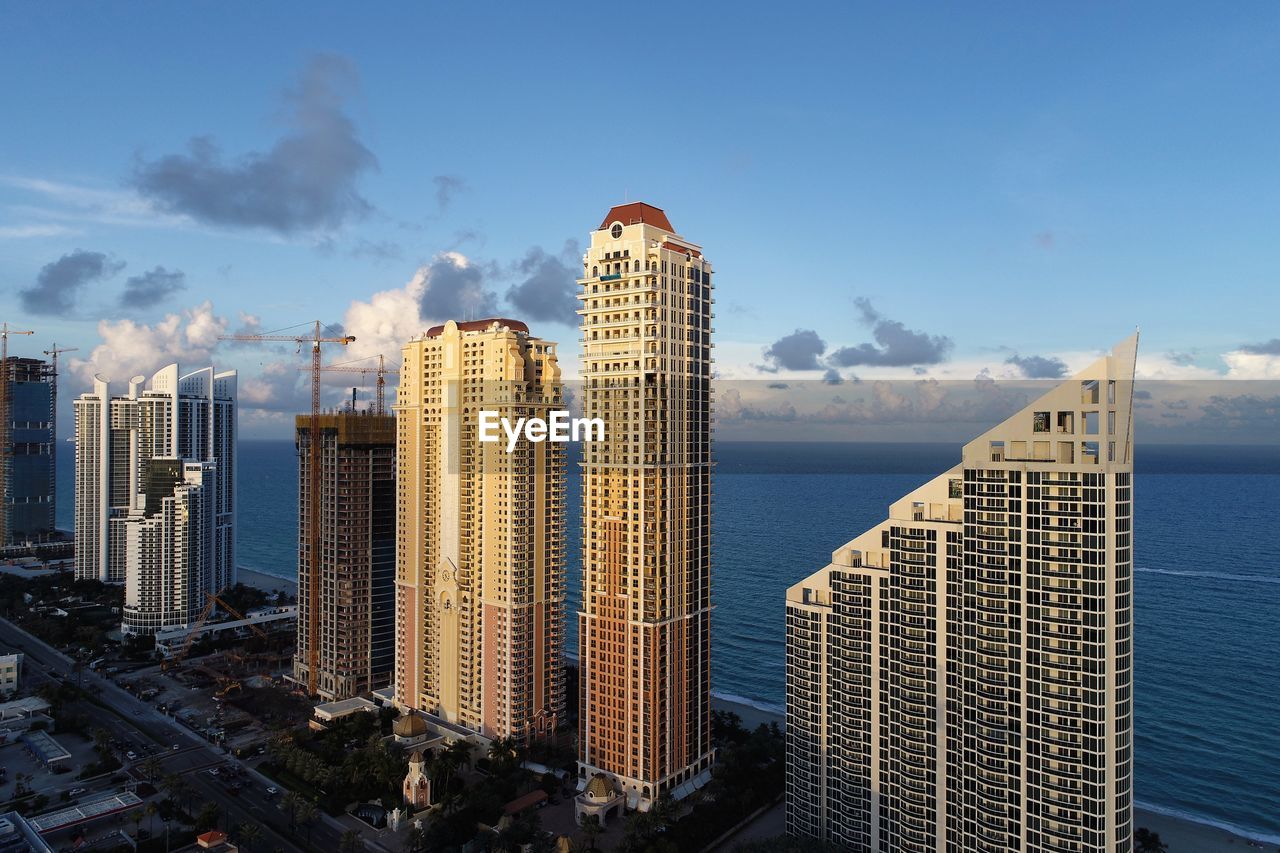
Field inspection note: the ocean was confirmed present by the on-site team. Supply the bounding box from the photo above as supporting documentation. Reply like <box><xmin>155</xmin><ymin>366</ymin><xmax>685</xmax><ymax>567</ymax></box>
<box><xmin>55</xmin><ymin>440</ymin><xmax>1280</xmax><ymax>842</ymax></box>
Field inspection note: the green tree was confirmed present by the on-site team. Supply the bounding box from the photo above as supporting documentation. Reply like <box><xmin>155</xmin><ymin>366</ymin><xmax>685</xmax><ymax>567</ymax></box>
<box><xmin>195</xmin><ymin>801</ymin><xmax>221</xmax><ymax>833</ymax></box>
<box><xmin>487</xmin><ymin>736</ymin><xmax>520</xmax><ymax>775</ymax></box>
<box><xmin>339</xmin><ymin>829</ymin><xmax>363</xmax><ymax>852</ymax></box>
<box><xmin>281</xmin><ymin>791</ymin><xmax>302</xmax><ymax>832</ymax></box>
<box><xmin>1134</xmin><ymin>828</ymin><xmax>1169</xmax><ymax>853</ymax></box>
<box><xmin>445</xmin><ymin>738</ymin><xmax>473</xmax><ymax>771</ymax></box>
<box><xmin>579</xmin><ymin>813</ymin><xmax>603</xmax><ymax>853</ymax></box>
<box><xmin>237</xmin><ymin>820</ymin><xmax>264</xmax><ymax>851</ymax></box>
<box><xmin>295</xmin><ymin>799</ymin><xmax>319</xmax><ymax>847</ymax></box>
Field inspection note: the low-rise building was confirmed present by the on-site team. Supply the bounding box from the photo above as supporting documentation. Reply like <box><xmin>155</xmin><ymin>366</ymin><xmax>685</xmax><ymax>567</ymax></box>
<box><xmin>0</xmin><ymin>653</ymin><xmax>21</xmax><ymax>697</ymax></box>
<box><xmin>0</xmin><ymin>810</ymin><xmax>55</xmax><ymax>853</ymax></box>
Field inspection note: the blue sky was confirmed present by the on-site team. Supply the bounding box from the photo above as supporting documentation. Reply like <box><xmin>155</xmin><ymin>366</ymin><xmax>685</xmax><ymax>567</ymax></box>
<box><xmin>2</xmin><ymin>2</ymin><xmax>1278</xmax><ymax>437</ymax></box>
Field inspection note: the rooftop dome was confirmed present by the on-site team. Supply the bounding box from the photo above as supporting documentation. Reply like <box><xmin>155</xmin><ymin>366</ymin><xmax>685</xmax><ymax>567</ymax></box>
<box><xmin>393</xmin><ymin>713</ymin><xmax>428</xmax><ymax>737</ymax></box>
<box><xmin>584</xmin><ymin>773</ymin><xmax>616</xmax><ymax>800</ymax></box>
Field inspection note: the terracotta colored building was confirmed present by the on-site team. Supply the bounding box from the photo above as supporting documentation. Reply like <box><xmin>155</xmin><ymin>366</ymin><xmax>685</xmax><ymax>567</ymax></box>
<box><xmin>576</xmin><ymin>204</ymin><xmax>715</xmax><ymax>809</ymax></box>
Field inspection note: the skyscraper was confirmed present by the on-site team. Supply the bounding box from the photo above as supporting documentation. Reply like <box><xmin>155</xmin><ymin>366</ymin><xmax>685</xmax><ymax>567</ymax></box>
<box><xmin>576</xmin><ymin>204</ymin><xmax>715</xmax><ymax>809</ymax></box>
<box><xmin>0</xmin><ymin>357</ymin><xmax>56</xmax><ymax>546</ymax></box>
<box><xmin>394</xmin><ymin>319</ymin><xmax>565</xmax><ymax>741</ymax></box>
<box><xmin>785</xmin><ymin>335</ymin><xmax>1138</xmax><ymax>853</ymax></box>
<box><xmin>293</xmin><ymin>410</ymin><xmax>396</xmax><ymax>701</ymax></box>
<box><xmin>74</xmin><ymin>365</ymin><xmax>236</xmax><ymax>633</ymax></box>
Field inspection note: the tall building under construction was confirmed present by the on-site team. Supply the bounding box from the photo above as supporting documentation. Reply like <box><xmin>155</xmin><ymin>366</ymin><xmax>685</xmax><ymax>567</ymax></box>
<box><xmin>394</xmin><ymin>318</ymin><xmax>566</xmax><ymax>741</ymax></box>
<box><xmin>0</xmin><ymin>357</ymin><xmax>56</xmax><ymax>546</ymax></box>
<box><xmin>293</xmin><ymin>410</ymin><xmax>396</xmax><ymax>701</ymax></box>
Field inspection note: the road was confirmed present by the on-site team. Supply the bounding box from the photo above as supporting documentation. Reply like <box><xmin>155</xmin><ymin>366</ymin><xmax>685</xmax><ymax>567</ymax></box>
<box><xmin>0</xmin><ymin>617</ymin><xmax>347</xmax><ymax>852</ymax></box>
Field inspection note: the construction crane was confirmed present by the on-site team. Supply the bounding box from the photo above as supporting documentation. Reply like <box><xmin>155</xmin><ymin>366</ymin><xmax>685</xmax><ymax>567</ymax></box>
<box><xmin>43</xmin><ymin>344</ymin><xmax>78</xmax><ymax>526</ymax></box>
<box><xmin>0</xmin><ymin>323</ymin><xmax>35</xmax><ymax>544</ymax></box>
<box><xmin>218</xmin><ymin>321</ymin><xmax>355</xmax><ymax>696</ymax></box>
<box><xmin>306</xmin><ymin>353</ymin><xmax>399</xmax><ymax>415</ymax></box>
<box><xmin>163</xmin><ymin>591</ymin><xmax>270</xmax><ymax>671</ymax></box>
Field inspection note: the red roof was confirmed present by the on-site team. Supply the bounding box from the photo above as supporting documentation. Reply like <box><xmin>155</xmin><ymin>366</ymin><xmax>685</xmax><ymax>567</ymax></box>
<box><xmin>424</xmin><ymin>318</ymin><xmax>531</xmax><ymax>338</ymax></box>
<box><xmin>599</xmin><ymin>202</ymin><xmax>674</xmax><ymax>232</ymax></box>
<box><xmin>503</xmin><ymin>788</ymin><xmax>548</xmax><ymax>815</ymax></box>
<box><xmin>197</xmin><ymin>830</ymin><xmax>228</xmax><ymax>847</ymax></box>
<box><xmin>662</xmin><ymin>240</ymin><xmax>701</xmax><ymax>258</ymax></box>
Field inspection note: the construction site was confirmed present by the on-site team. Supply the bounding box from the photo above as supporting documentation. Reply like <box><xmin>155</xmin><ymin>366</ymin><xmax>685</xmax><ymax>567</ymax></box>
<box><xmin>115</xmin><ymin>591</ymin><xmax>305</xmax><ymax>756</ymax></box>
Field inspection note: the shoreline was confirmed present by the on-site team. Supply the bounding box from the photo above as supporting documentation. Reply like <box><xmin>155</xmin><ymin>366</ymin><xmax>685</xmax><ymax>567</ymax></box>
<box><xmin>237</xmin><ymin>566</ymin><xmax>297</xmax><ymax>599</ymax></box>
<box><xmin>708</xmin><ymin>693</ymin><xmax>1277</xmax><ymax>852</ymax></box>
<box><xmin>236</xmin><ymin>575</ymin><xmax>1276</xmax><ymax>850</ymax></box>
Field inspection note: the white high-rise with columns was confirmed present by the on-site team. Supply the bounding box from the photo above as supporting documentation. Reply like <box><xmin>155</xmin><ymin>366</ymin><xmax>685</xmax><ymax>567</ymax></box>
<box><xmin>74</xmin><ymin>364</ymin><xmax>237</xmax><ymax>634</ymax></box>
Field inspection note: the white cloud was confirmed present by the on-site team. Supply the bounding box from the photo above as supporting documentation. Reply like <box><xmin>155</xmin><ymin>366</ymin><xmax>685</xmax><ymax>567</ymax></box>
<box><xmin>0</xmin><ymin>223</ymin><xmax>80</xmax><ymax>239</ymax></box>
<box><xmin>1222</xmin><ymin>350</ymin><xmax>1280</xmax><ymax>379</ymax></box>
<box><xmin>70</xmin><ymin>300</ymin><xmax>228</xmax><ymax>386</ymax></box>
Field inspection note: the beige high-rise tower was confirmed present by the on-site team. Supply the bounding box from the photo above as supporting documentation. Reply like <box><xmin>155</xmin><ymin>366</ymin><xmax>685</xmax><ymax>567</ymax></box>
<box><xmin>394</xmin><ymin>319</ymin><xmax>566</xmax><ymax>741</ymax></box>
<box><xmin>577</xmin><ymin>203</ymin><xmax>715</xmax><ymax>810</ymax></box>
<box><xmin>785</xmin><ymin>335</ymin><xmax>1138</xmax><ymax>853</ymax></box>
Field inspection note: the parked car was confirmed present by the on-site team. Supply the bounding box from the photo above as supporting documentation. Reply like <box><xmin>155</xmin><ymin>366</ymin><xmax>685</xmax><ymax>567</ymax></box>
<box><xmin>125</xmin><ymin>751</ymin><xmax>137</xmax><ymax>761</ymax></box>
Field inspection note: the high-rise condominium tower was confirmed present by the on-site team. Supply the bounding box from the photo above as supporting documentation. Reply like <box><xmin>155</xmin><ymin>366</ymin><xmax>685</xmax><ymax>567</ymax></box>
<box><xmin>785</xmin><ymin>336</ymin><xmax>1138</xmax><ymax>853</ymax></box>
<box><xmin>394</xmin><ymin>319</ymin><xmax>565</xmax><ymax>741</ymax></box>
<box><xmin>293</xmin><ymin>411</ymin><xmax>396</xmax><ymax>700</ymax></box>
<box><xmin>1</xmin><ymin>357</ymin><xmax>56</xmax><ymax>546</ymax></box>
<box><xmin>577</xmin><ymin>204</ymin><xmax>714</xmax><ymax>809</ymax></box>
<box><xmin>74</xmin><ymin>365</ymin><xmax>236</xmax><ymax>634</ymax></box>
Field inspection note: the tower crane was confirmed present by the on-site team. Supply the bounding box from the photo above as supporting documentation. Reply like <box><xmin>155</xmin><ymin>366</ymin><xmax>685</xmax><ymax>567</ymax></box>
<box><xmin>162</xmin><ymin>591</ymin><xmax>270</xmax><ymax>671</ymax></box>
<box><xmin>306</xmin><ymin>353</ymin><xmax>399</xmax><ymax>415</ymax></box>
<box><xmin>218</xmin><ymin>321</ymin><xmax>355</xmax><ymax>696</ymax></box>
<box><xmin>0</xmin><ymin>323</ymin><xmax>35</xmax><ymax>544</ymax></box>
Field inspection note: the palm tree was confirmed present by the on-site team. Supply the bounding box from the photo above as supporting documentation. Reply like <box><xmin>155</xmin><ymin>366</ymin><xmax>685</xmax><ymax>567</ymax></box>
<box><xmin>237</xmin><ymin>821</ymin><xmax>264</xmax><ymax>852</ymax></box>
<box><xmin>1134</xmin><ymin>828</ymin><xmax>1169</xmax><ymax>853</ymax></box>
<box><xmin>295</xmin><ymin>800</ymin><xmax>319</xmax><ymax>848</ymax></box>
<box><xmin>446</xmin><ymin>738</ymin><xmax>472</xmax><ymax>771</ymax></box>
<box><xmin>142</xmin><ymin>755</ymin><xmax>162</xmax><ymax>783</ymax></box>
<box><xmin>144</xmin><ymin>802</ymin><xmax>158</xmax><ymax>838</ymax></box>
<box><xmin>338</xmin><ymin>829</ymin><xmax>363</xmax><ymax>852</ymax></box>
<box><xmin>578</xmin><ymin>814</ymin><xmax>603</xmax><ymax>853</ymax></box>
<box><xmin>129</xmin><ymin>809</ymin><xmax>144</xmax><ymax>838</ymax></box>
<box><xmin>195</xmin><ymin>802</ymin><xmax>220</xmax><ymax>833</ymax></box>
<box><xmin>164</xmin><ymin>773</ymin><xmax>193</xmax><ymax>815</ymax></box>
<box><xmin>281</xmin><ymin>791</ymin><xmax>302</xmax><ymax>832</ymax></box>
<box><xmin>487</xmin><ymin>737</ymin><xmax>520</xmax><ymax>774</ymax></box>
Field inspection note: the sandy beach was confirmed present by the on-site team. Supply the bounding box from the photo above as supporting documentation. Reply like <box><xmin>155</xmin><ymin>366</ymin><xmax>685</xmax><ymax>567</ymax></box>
<box><xmin>709</xmin><ymin>693</ymin><xmax>1275</xmax><ymax>852</ymax></box>
<box><xmin>230</xmin><ymin>588</ymin><xmax>1274</xmax><ymax>850</ymax></box>
<box><xmin>237</xmin><ymin>565</ymin><xmax>297</xmax><ymax>599</ymax></box>
<box><xmin>1132</xmin><ymin>807</ymin><xmax>1278</xmax><ymax>853</ymax></box>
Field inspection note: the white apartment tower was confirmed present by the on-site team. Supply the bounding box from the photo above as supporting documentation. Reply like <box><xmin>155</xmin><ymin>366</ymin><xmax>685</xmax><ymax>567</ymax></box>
<box><xmin>74</xmin><ymin>365</ymin><xmax>236</xmax><ymax>634</ymax></box>
<box><xmin>785</xmin><ymin>335</ymin><xmax>1137</xmax><ymax>853</ymax></box>
<box><xmin>577</xmin><ymin>203</ymin><xmax>715</xmax><ymax>809</ymax></box>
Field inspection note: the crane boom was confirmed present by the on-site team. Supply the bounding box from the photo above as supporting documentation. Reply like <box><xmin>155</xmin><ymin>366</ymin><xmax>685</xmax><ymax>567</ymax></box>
<box><xmin>306</xmin><ymin>353</ymin><xmax>399</xmax><ymax>415</ymax></box>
